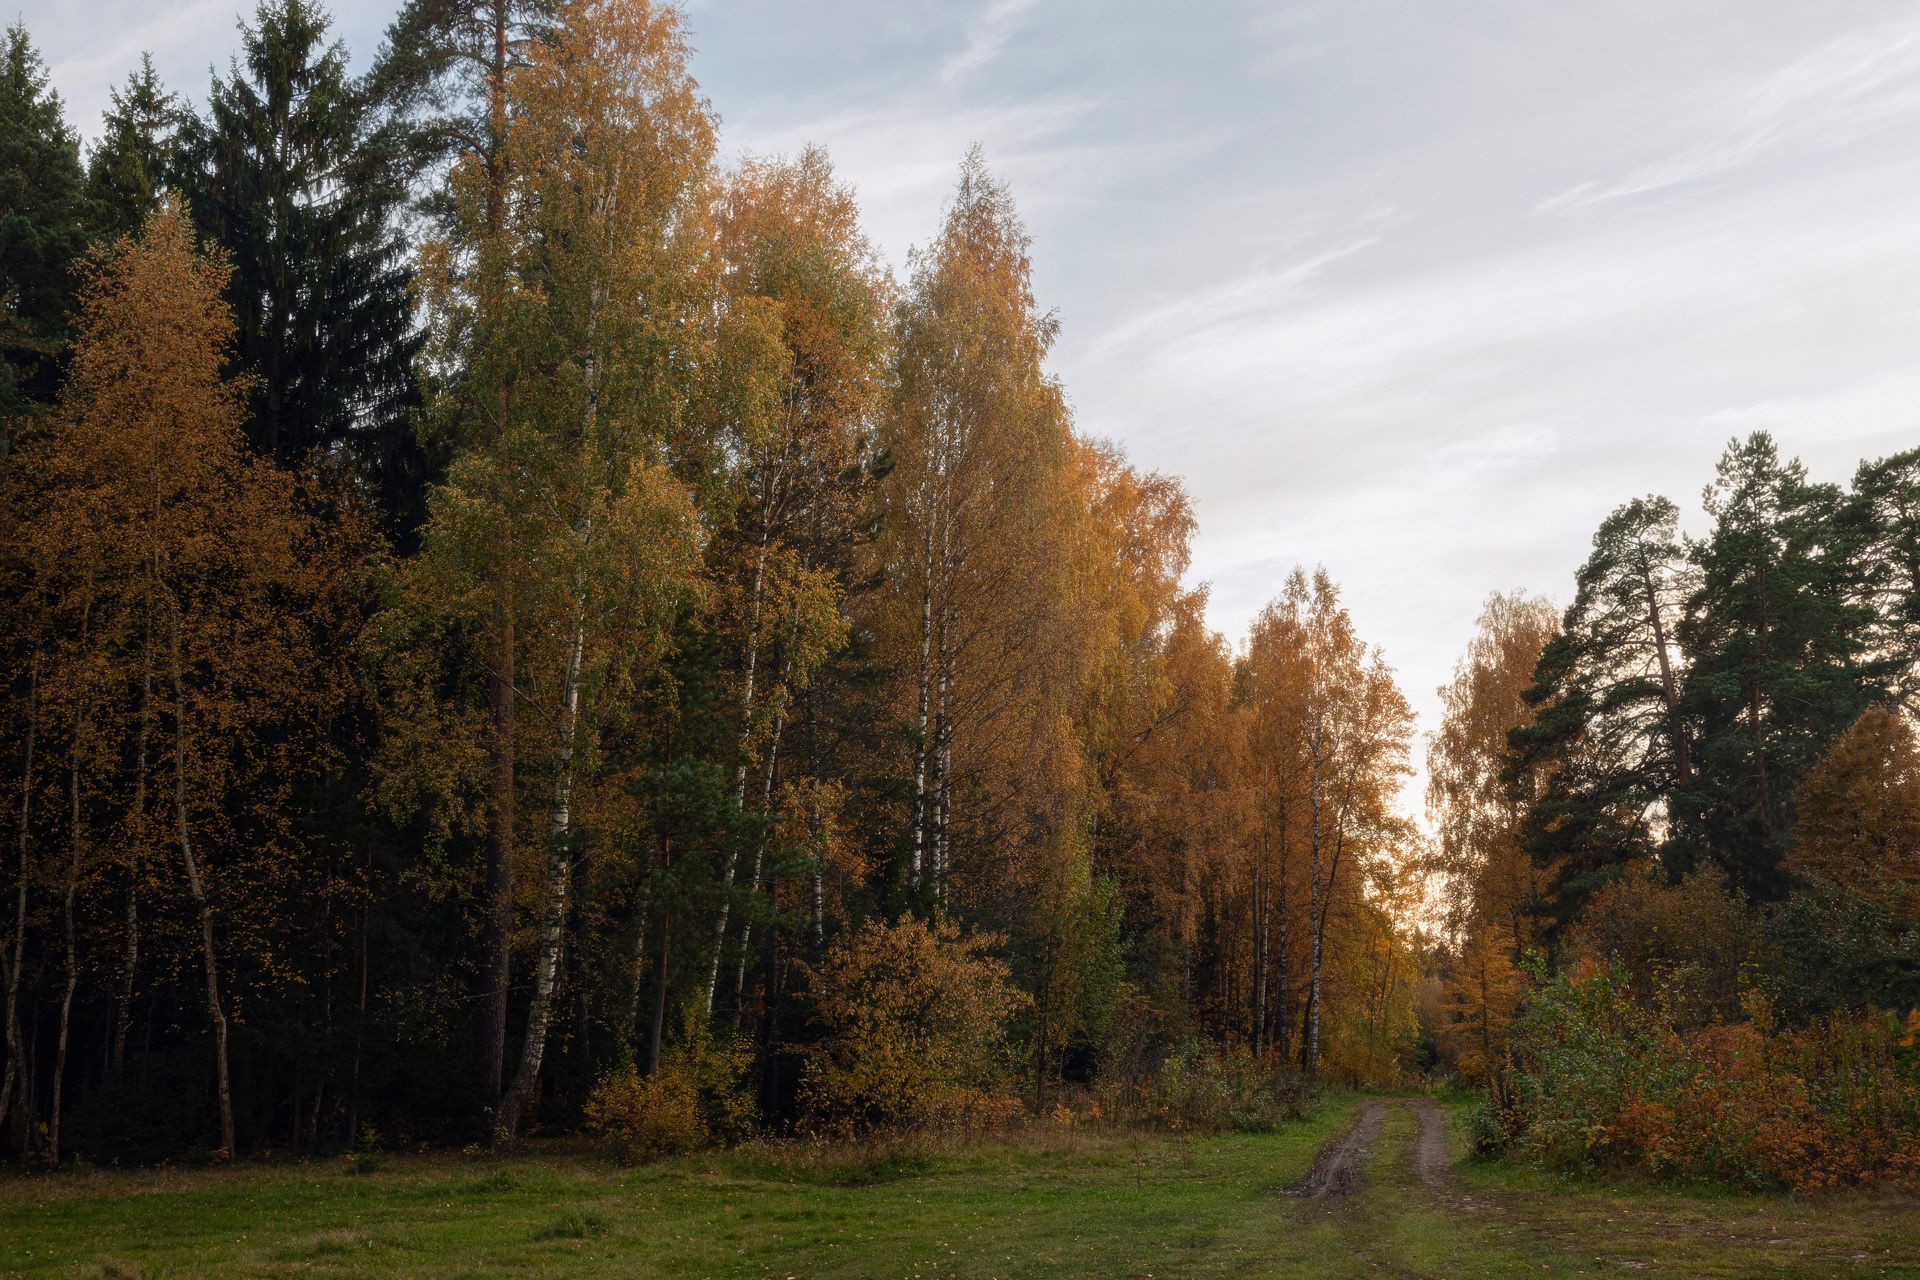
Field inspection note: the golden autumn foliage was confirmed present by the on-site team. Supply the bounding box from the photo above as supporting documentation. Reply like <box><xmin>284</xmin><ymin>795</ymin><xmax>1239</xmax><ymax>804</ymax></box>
<box><xmin>10</xmin><ymin>204</ymin><xmax>362</xmax><ymax>1159</ymax></box>
<box><xmin>1789</xmin><ymin>704</ymin><xmax>1920</xmax><ymax>916</ymax></box>
<box><xmin>800</xmin><ymin>916</ymin><xmax>1029</xmax><ymax>1135</ymax></box>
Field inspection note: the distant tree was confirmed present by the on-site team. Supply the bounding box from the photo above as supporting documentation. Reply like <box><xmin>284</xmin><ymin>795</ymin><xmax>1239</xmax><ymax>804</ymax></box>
<box><xmin>181</xmin><ymin>0</ymin><xmax>426</xmax><ymax>533</ymax></box>
<box><xmin>86</xmin><ymin>55</ymin><xmax>182</xmax><ymax>243</ymax></box>
<box><xmin>1428</xmin><ymin>591</ymin><xmax>1559</xmax><ymax>947</ymax></box>
<box><xmin>0</xmin><ymin>24</ymin><xmax>91</xmax><ymax>436</ymax></box>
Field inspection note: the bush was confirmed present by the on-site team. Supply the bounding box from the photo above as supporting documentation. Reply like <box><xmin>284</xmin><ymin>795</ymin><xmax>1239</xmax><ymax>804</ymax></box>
<box><xmin>584</xmin><ymin>1005</ymin><xmax>756</xmax><ymax>1161</ymax></box>
<box><xmin>1144</xmin><ymin>1041</ymin><xmax>1310</xmax><ymax>1133</ymax></box>
<box><xmin>1502</xmin><ymin>962</ymin><xmax>1920</xmax><ymax>1190</ymax></box>
<box><xmin>800</xmin><ymin>916</ymin><xmax>1028</xmax><ymax>1135</ymax></box>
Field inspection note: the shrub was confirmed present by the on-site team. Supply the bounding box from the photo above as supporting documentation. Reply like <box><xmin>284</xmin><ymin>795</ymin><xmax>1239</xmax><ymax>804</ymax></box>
<box><xmin>584</xmin><ymin>1005</ymin><xmax>756</xmax><ymax>1161</ymax></box>
<box><xmin>800</xmin><ymin>916</ymin><xmax>1029</xmax><ymax>1134</ymax></box>
<box><xmin>1145</xmin><ymin>1041</ymin><xmax>1310</xmax><ymax>1133</ymax></box>
<box><xmin>1502</xmin><ymin>963</ymin><xmax>1920</xmax><ymax>1190</ymax></box>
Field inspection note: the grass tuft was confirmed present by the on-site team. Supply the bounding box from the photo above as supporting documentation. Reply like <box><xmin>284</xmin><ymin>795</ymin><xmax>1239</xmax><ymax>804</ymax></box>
<box><xmin>530</xmin><ymin>1212</ymin><xmax>609</xmax><ymax>1241</ymax></box>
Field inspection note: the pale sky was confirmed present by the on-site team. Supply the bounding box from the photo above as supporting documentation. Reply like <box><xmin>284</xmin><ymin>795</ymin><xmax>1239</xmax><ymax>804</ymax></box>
<box><xmin>21</xmin><ymin>0</ymin><xmax>1920</xmax><ymax>822</ymax></box>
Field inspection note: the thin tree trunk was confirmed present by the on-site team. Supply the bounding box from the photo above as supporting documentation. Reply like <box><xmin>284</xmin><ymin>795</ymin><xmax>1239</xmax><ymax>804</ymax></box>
<box><xmin>705</xmin><ymin>538</ymin><xmax>771</xmax><ymax>1014</ymax></box>
<box><xmin>494</xmin><ymin>587</ymin><xmax>586</xmax><ymax>1146</ymax></box>
<box><xmin>170</xmin><ymin>614</ymin><xmax>235</xmax><ymax>1160</ymax></box>
<box><xmin>0</xmin><ymin>656</ymin><xmax>38</xmax><ymax>1134</ymax></box>
<box><xmin>114</xmin><ymin>635</ymin><xmax>153</xmax><ymax>1083</ymax></box>
<box><xmin>482</xmin><ymin>612</ymin><xmax>515</xmax><ymax>1101</ymax></box>
<box><xmin>1304</xmin><ymin>716</ymin><xmax>1324</xmax><ymax>1079</ymax></box>
<box><xmin>1639</xmin><ymin>567</ymin><xmax>1691</xmax><ymax>785</ymax></box>
<box><xmin>52</xmin><ymin>646</ymin><xmax>90</xmax><ymax>1166</ymax></box>
<box><xmin>625</xmin><ymin>886</ymin><xmax>650</xmax><ymax>1050</ymax></box>
<box><xmin>732</xmin><ymin>679</ymin><xmax>790</xmax><ymax>1010</ymax></box>
<box><xmin>911</xmin><ymin>513</ymin><xmax>934</xmax><ymax>893</ymax></box>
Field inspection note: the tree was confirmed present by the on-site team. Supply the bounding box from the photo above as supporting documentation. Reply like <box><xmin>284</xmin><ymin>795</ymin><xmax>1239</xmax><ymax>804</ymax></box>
<box><xmin>1675</xmin><ymin>434</ymin><xmax>1874</xmax><ymax>897</ymax></box>
<box><xmin>1849</xmin><ymin>448</ymin><xmax>1920</xmax><ymax>710</ymax></box>
<box><xmin>1511</xmin><ymin>497</ymin><xmax>1693</xmax><ymax>933</ymax></box>
<box><xmin>86</xmin><ymin>56</ymin><xmax>182</xmax><ymax>243</ymax></box>
<box><xmin>182</xmin><ymin>0</ymin><xmax>426</xmax><ymax>532</ymax></box>
<box><xmin>0</xmin><ymin>24</ymin><xmax>91</xmax><ymax>435</ymax></box>
<box><xmin>22</xmin><ymin>204</ymin><xmax>352</xmax><ymax>1158</ymax></box>
<box><xmin>426</xmin><ymin>0</ymin><xmax>718</xmax><ymax>1145</ymax></box>
<box><xmin>1240</xmin><ymin>569</ymin><xmax>1413</xmax><ymax>1076</ymax></box>
<box><xmin>872</xmin><ymin>148</ymin><xmax>1079</xmax><ymax>910</ymax></box>
<box><xmin>1428</xmin><ymin>592</ymin><xmax>1558</xmax><ymax>947</ymax></box>
<box><xmin>698</xmin><ymin>148</ymin><xmax>886</xmax><ymax>1017</ymax></box>
<box><xmin>1787</xmin><ymin>704</ymin><xmax>1920</xmax><ymax>917</ymax></box>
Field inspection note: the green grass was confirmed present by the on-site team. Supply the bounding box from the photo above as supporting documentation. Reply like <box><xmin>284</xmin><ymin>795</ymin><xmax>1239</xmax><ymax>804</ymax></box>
<box><xmin>2</xmin><ymin>1094</ymin><xmax>1916</xmax><ymax>1278</ymax></box>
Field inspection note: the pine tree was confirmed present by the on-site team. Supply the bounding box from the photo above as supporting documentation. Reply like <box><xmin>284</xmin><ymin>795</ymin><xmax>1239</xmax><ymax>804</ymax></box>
<box><xmin>1674</xmin><ymin>434</ymin><xmax>1874</xmax><ymax>897</ymax></box>
<box><xmin>86</xmin><ymin>55</ymin><xmax>181</xmax><ymax>243</ymax></box>
<box><xmin>1510</xmin><ymin>497</ymin><xmax>1692</xmax><ymax>934</ymax></box>
<box><xmin>1849</xmin><ymin>448</ymin><xmax>1920</xmax><ymax>709</ymax></box>
<box><xmin>180</xmin><ymin>0</ymin><xmax>426</xmax><ymax>533</ymax></box>
<box><xmin>0</xmin><ymin>24</ymin><xmax>91</xmax><ymax>437</ymax></box>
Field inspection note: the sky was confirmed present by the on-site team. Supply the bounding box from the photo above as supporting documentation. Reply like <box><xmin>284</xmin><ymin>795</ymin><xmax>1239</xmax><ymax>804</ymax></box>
<box><xmin>20</xmin><ymin>0</ymin><xmax>1920</xmax><ymax>822</ymax></box>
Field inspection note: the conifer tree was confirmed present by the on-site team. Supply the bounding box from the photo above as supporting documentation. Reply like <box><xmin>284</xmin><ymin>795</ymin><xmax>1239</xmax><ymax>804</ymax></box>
<box><xmin>1674</xmin><ymin>433</ymin><xmax>1873</xmax><ymax>897</ymax></box>
<box><xmin>181</xmin><ymin>0</ymin><xmax>426</xmax><ymax>531</ymax></box>
<box><xmin>86</xmin><ymin>55</ymin><xmax>181</xmax><ymax>243</ymax></box>
<box><xmin>0</xmin><ymin>25</ymin><xmax>91</xmax><ymax>436</ymax></box>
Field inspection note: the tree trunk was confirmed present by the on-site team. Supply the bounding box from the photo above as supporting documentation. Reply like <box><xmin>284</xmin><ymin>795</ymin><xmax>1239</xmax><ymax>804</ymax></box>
<box><xmin>113</xmin><ymin>636</ymin><xmax>153</xmax><ymax>1084</ymax></box>
<box><xmin>494</xmin><ymin>593</ymin><xmax>585</xmax><ymax>1146</ymax></box>
<box><xmin>482</xmin><ymin>611</ymin><xmax>515</xmax><ymax>1100</ymax></box>
<box><xmin>170</xmin><ymin>615</ymin><xmax>235</xmax><ymax>1160</ymax></box>
<box><xmin>51</xmin><ymin>664</ymin><xmax>89</xmax><ymax>1166</ymax></box>
<box><xmin>705</xmin><ymin>538</ymin><xmax>770</xmax><ymax>1014</ymax></box>
<box><xmin>0</xmin><ymin>656</ymin><xmax>38</xmax><ymax>1134</ymax></box>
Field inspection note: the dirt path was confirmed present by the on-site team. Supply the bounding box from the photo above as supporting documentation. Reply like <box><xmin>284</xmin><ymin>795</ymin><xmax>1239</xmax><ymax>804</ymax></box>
<box><xmin>1407</xmin><ymin>1098</ymin><xmax>1452</xmax><ymax>1190</ymax></box>
<box><xmin>1287</xmin><ymin>1097</ymin><xmax>1387</xmax><ymax>1198</ymax></box>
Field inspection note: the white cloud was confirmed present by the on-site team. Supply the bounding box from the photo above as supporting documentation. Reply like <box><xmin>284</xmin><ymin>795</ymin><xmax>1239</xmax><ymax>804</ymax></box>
<box><xmin>942</xmin><ymin>0</ymin><xmax>1043</xmax><ymax>85</ymax></box>
<box><xmin>1536</xmin><ymin>20</ymin><xmax>1920</xmax><ymax>214</ymax></box>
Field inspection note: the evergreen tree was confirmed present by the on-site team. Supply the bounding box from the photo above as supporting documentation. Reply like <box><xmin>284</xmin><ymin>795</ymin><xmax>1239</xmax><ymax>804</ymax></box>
<box><xmin>1848</xmin><ymin>447</ymin><xmax>1920</xmax><ymax>709</ymax></box>
<box><xmin>0</xmin><ymin>24</ymin><xmax>91</xmax><ymax>438</ymax></box>
<box><xmin>1673</xmin><ymin>434</ymin><xmax>1874</xmax><ymax>898</ymax></box>
<box><xmin>86</xmin><ymin>55</ymin><xmax>182</xmax><ymax>243</ymax></box>
<box><xmin>1509</xmin><ymin>497</ymin><xmax>1691</xmax><ymax>934</ymax></box>
<box><xmin>180</xmin><ymin>0</ymin><xmax>427</xmax><ymax>535</ymax></box>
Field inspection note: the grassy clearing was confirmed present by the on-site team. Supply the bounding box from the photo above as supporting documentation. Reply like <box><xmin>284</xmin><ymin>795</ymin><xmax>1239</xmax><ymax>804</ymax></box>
<box><xmin>2</xmin><ymin>1094</ymin><xmax>1917</xmax><ymax>1278</ymax></box>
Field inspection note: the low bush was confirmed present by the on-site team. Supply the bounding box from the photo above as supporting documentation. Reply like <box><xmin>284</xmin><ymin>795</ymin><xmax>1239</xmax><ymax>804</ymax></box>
<box><xmin>1136</xmin><ymin>1041</ymin><xmax>1311</xmax><ymax>1133</ymax></box>
<box><xmin>584</xmin><ymin>1006</ymin><xmax>757</xmax><ymax>1161</ymax></box>
<box><xmin>1502</xmin><ymin>962</ymin><xmax>1920</xmax><ymax>1190</ymax></box>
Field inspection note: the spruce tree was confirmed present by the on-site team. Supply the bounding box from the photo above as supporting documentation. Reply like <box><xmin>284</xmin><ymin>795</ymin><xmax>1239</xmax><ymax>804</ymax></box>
<box><xmin>86</xmin><ymin>55</ymin><xmax>182</xmax><ymax>244</ymax></box>
<box><xmin>0</xmin><ymin>24</ymin><xmax>91</xmax><ymax>439</ymax></box>
<box><xmin>180</xmin><ymin>0</ymin><xmax>427</xmax><ymax>536</ymax></box>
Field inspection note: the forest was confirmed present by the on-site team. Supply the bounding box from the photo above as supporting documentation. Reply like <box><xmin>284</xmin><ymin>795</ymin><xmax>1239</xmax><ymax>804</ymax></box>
<box><xmin>0</xmin><ymin>0</ymin><xmax>1917</xmax><ymax>1204</ymax></box>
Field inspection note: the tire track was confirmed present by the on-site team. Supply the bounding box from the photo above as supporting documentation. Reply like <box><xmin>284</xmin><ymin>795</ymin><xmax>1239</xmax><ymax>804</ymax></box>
<box><xmin>1287</xmin><ymin>1098</ymin><xmax>1386</xmax><ymax>1198</ymax></box>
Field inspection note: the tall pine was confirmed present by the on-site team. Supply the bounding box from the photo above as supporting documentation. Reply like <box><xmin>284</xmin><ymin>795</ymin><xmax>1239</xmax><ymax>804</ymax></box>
<box><xmin>1673</xmin><ymin>434</ymin><xmax>1874</xmax><ymax>897</ymax></box>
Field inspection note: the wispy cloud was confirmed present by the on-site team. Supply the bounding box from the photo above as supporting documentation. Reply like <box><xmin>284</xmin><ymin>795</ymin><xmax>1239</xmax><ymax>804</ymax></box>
<box><xmin>1537</xmin><ymin>21</ymin><xmax>1920</xmax><ymax>214</ymax></box>
<box><xmin>942</xmin><ymin>0</ymin><xmax>1043</xmax><ymax>85</ymax></box>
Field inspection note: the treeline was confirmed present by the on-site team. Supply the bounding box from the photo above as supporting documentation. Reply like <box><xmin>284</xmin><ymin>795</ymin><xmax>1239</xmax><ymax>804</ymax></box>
<box><xmin>0</xmin><ymin>0</ymin><xmax>1420</xmax><ymax>1164</ymax></box>
<box><xmin>1425</xmin><ymin>436</ymin><xmax>1920</xmax><ymax>1187</ymax></box>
